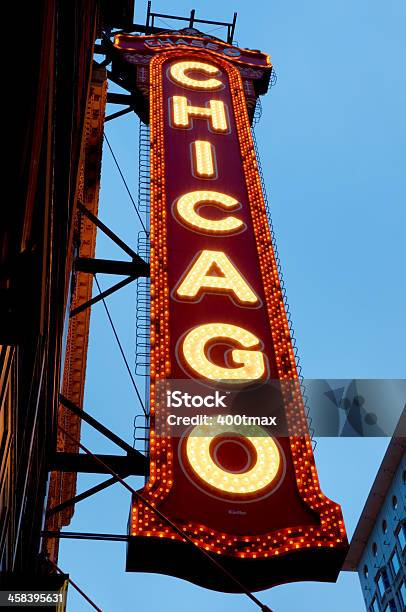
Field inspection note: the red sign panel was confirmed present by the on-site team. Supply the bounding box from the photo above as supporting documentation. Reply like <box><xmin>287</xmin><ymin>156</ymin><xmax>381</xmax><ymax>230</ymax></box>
<box><xmin>119</xmin><ymin>33</ymin><xmax>348</xmax><ymax>591</ymax></box>
<box><xmin>114</xmin><ymin>32</ymin><xmax>271</xmax><ymax>68</ymax></box>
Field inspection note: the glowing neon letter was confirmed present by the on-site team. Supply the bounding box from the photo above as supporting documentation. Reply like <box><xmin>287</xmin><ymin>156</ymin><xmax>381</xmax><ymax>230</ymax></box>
<box><xmin>175</xmin><ymin>191</ymin><xmax>243</xmax><ymax>235</ymax></box>
<box><xmin>172</xmin><ymin>96</ymin><xmax>228</xmax><ymax>132</ymax></box>
<box><xmin>186</xmin><ymin>422</ymin><xmax>280</xmax><ymax>495</ymax></box>
<box><xmin>169</xmin><ymin>61</ymin><xmax>222</xmax><ymax>90</ymax></box>
<box><xmin>192</xmin><ymin>141</ymin><xmax>216</xmax><ymax>178</ymax></box>
<box><xmin>176</xmin><ymin>250</ymin><xmax>258</xmax><ymax>306</ymax></box>
<box><xmin>181</xmin><ymin>323</ymin><xmax>265</xmax><ymax>382</ymax></box>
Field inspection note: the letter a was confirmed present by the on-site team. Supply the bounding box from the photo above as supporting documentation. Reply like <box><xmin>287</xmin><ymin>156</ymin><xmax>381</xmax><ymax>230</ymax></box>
<box><xmin>176</xmin><ymin>250</ymin><xmax>259</xmax><ymax>306</ymax></box>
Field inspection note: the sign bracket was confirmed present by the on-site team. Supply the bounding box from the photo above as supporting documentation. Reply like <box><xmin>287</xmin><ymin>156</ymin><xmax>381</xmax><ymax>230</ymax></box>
<box><xmin>105</xmin><ymin>106</ymin><xmax>134</xmax><ymax>122</ymax></box>
<box><xmin>70</xmin><ymin>202</ymin><xmax>149</xmax><ymax>317</ymax></box>
<box><xmin>59</xmin><ymin>395</ymin><xmax>147</xmax><ymax>458</ymax></box>
<box><xmin>46</xmin><ymin>474</ymin><xmax>131</xmax><ymax>518</ymax></box>
<box><xmin>45</xmin><ymin>396</ymin><xmax>148</xmax><ymax>517</ymax></box>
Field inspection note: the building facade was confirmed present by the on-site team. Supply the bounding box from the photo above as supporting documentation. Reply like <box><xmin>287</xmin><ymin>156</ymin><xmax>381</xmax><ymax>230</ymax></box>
<box><xmin>345</xmin><ymin>436</ymin><xmax>405</xmax><ymax>611</ymax></box>
<box><xmin>0</xmin><ymin>0</ymin><xmax>132</xmax><ymax>587</ymax></box>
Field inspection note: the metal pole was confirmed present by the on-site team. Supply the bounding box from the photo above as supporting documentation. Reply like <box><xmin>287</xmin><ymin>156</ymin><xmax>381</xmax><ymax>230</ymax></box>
<box><xmin>59</xmin><ymin>426</ymin><xmax>274</xmax><ymax>612</ymax></box>
<box><xmin>47</xmin><ymin>559</ymin><xmax>102</xmax><ymax>612</ymax></box>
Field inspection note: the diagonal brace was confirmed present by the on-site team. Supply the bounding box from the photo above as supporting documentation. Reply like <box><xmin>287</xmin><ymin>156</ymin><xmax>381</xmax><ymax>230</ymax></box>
<box><xmin>77</xmin><ymin>201</ymin><xmax>147</xmax><ymax>266</ymax></box>
<box><xmin>59</xmin><ymin>395</ymin><xmax>148</xmax><ymax>462</ymax></box>
<box><xmin>70</xmin><ymin>274</ymin><xmax>136</xmax><ymax>317</ymax></box>
<box><xmin>105</xmin><ymin>107</ymin><xmax>134</xmax><ymax>122</ymax></box>
<box><xmin>46</xmin><ymin>473</ymin><xmax>131</xmax><ymax>517</ymax></box>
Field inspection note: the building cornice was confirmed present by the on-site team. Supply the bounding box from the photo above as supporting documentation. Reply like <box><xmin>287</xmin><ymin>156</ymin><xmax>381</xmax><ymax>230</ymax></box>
<box><xmin>343</xmin><ymin>412</ymin><xmax>406</xmax><ymax>571</ymax></box>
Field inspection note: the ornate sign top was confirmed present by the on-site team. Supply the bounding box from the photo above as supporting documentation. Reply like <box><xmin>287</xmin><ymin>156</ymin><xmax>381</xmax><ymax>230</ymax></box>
<box><xmin>114</xmin><ymin>28</ymin><xmax>271</xmax><ymax>69</ymax></box>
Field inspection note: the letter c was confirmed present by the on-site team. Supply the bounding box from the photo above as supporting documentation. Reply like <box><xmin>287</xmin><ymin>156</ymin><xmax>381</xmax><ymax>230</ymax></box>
<box><xmin>169</xmin><ymin>61</ymin><xmax>222</xmax><ymax>90</ymax></box>
<box><xmin>175</xmin><ymin>191</ymin><xmax>244</xmax><ymax>235</ymax></box>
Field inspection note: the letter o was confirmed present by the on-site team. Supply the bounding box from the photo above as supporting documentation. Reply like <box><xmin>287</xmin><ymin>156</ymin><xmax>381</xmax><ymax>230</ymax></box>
<box><xmin>185</xmin><ymin>421</ymin><xmax>281</xmax><ymax>495</ymax></box>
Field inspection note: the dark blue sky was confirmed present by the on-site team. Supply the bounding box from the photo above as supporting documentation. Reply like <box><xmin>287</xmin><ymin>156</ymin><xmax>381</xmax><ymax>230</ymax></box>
<box><xmin>58</xmin><ymin>1</ymin><xmax>405</xmax><ymax>610</ymax></box>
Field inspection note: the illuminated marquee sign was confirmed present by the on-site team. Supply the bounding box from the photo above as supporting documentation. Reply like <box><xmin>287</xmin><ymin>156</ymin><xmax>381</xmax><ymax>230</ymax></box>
<box><xmin>114</xmin><ymin>30</ymin><xmax>348</xmax><ymax>591</ymax></box>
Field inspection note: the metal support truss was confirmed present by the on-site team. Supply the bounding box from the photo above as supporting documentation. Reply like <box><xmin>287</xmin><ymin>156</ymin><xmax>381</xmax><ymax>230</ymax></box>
<box><xmin>42</xmin><ymin>531</ymin><xmax>129</xmax><ymax>542</ymax></box>
<box><xmin>75</xmin><ymin>257</ymin><xmax>142</xmax><ymax>276</ymax></box>
<box><xmin>51</xmin><ymin>452</ymin><xmax>144</xmax><ymax>474</ymax></box>
<box><xmin>45</xmin><ymin>395</ymin><xmax>148</xmax><ymax>517</ymax></box>
<box><xmin>70</xmin><ymin>202</ymin><xmax>149</xmax><ymax>317</ymax></box>
<box><xmin>106</xmin><ymin>93</ymin><xmax>133</xmax><ymax>105</ymax></box>
<box><xmin>46</xmin><ymin>474</ymin><xmax>131</xmax><ymax>518</ymax></box>
<box><xmin>105</xmin><ymin>94</ymin><xmax>136</xmax><ymax>122</ymax></box>
<box><xmin>70</xmin><ymin>275</ymin><xmax>136</xmax><ymax>317</ymax></box>
<box><xmin>77</xmin><ymin>201</ymin><xmax>147</xmax><ymax>265</ymax></box>
<box><xmin>53</xmin><ymin>425</ymin><xmax>274</xmax><ymax>612</ymax></box>
<box><xmin>59</xmin><ymin>395</ymin><xmax>147</xmax><ymax>460</ymax></box>
<box><xmin>105</xmin><ymin>106</ymin><xmax>133</xmax><ymax>122</ymax></box>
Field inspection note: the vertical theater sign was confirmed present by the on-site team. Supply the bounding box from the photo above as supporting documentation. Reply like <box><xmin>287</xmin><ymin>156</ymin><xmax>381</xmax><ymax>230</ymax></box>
<box><xmin>113</xmin><ymin>29</ymin><xmax>348</xmax><ymax>590</ymax></box>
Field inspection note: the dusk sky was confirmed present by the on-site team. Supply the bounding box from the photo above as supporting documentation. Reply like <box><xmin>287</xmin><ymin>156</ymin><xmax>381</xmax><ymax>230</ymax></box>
<box><xmin>58</xmin><ymin>1</ymin><xmax>405</xmax><ymax>610</ymax></box>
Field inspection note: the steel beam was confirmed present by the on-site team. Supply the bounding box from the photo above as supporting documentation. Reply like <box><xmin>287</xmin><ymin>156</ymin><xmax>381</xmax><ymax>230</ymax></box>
<box><xmin>75</xmin><ymin>257</ymin><xmax>145</xmax><ymax>276</ymax></box>
<box><xmin>229</xmin><ymin>13</ymin><xmax>238</xmax><ymax>44</ymax></box>
<box><xmin>42</xmin><ymin>531</ymin><xmax>129</xmax><ymax>542</ymax></box>
<box><xmin>51</xmin><ymin>452</ymin><xmax>147</xmax><ymax>475</ymax></box>
<box><xmin>46</xmin><ymin>473</ymin><xmax>131</xmax><ymax>517</ymax></box>
<box><xmin>106</xmin><ymin>93</ymin><xmax>134</xmax><ymax>105</ymax></box>
<box><xmin>77</xmin><ymin>201</ymin><xmax>147</xmax><ymax>266</ymax></box>
<box><xmin>59</xmin><ymin>395</ymin><xmax>147</xmax><ymax>461</ymax></box>
<box><xmin>72</xmin><ymin>204</ymin><xmax>149</xmax><ymax>316</ymax></box>
<box><xmin>105</xmin><ymin>107</ymin><xmax>134</xmax><ymax>122</ymax></box>
<box><xmin>69</xmin><ymin>274</ymin><xmax>136</xmax><ymax>317</ymax></box>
